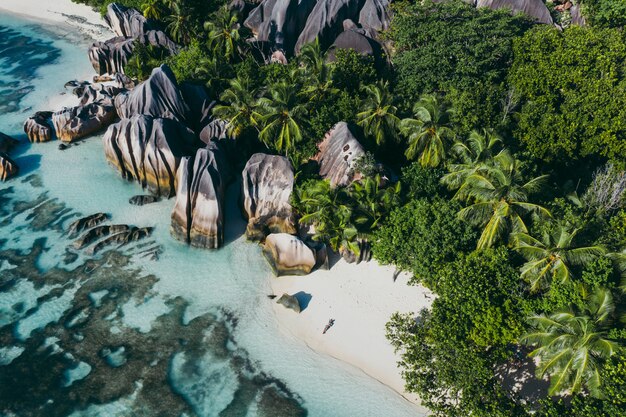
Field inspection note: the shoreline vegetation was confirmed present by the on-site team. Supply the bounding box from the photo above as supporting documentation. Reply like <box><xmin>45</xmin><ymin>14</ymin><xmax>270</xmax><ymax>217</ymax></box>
<box><xmin>1</xmin><ymin>0</ymin><xmax>625</xmax><ymax>416</ymax></box>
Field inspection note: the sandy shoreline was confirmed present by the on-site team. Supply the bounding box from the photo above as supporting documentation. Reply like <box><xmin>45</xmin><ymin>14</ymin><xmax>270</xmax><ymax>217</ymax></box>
<box><xmin>270</xmin><ymin>258</ymin><xmax>432</xmax><ymax>410</ymax></box>
<box><xmin>0</xmin><ymin>0</ymin><xmax>112</xmax><ymax>42</ymax></box>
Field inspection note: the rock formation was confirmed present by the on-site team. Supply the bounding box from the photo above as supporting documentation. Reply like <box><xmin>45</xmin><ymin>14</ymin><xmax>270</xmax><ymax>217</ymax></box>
<box><xmin>104</xmin><ymin>3</ymin><xmax>155</xmax><ymax>38</ymax></box>
<box><xmin>52</xmin><ymin>99</ymin><xmax>117</xmax><ymax>143</ymax></box>
<box><xmin>180</xmin><ymin>83</ymin><xmax>216</xmax><ymax>132</ymax></box>
<box><xmin>129</xmin><ymin>195</ymin><xmax>160</xmax><ymax>206</ymax></box>
<box><xmin>242</xmin><ymin>153</ymin><xmax>297</xmax><ymax>240</ymax></box>
<box><xmin>170</xmin><ymin>144</ymin><xmax>231</xmax><ymax>249</ymax></box>
<box><xmin>358</xmin><ymin>0</ymin><xmax>391</xmax><ymax>33</ymax></box>
<box><xmin>115</xmin><ymin>65</ymin><xmax>189</xmax><ymax>122</ymax></box>
<box><xmin>67</xmin><ymin>213</ymin><xmax>110</xmax><ymax>238</ymax></box>
<box><xmin>276</xmin><ymin>293</ymin><xmax>301</xmax><ymax>313</ymax></box>
<box><xmin>103</xmin><ymin>115</ymin><xmax>198</xmax><ymax>197</ymax></box>
<box><xmin>23</xmin><ymin>111</ymin><xmax>53</xmax><ymax>143</ymax></box>
<box><xmin>0</xmin><ymin>152</ymin><xmax>18</xmax><ymax>181</ymax></box>
<box><xmin>294</xmin><ymin>0</ymin><xmax>363</xmax><ymax>54</ymax></box>
<box><xmin>0</xmin><ymin>132</ymin><xmax>18</xmax><ymax>153</ymax></box>
<box><xmin>87</xmin><ymin>226</ymin><xmax>153</xmax><ymax>255</ymax></box>
<box><xmin>262</xmin><ymin>233</ymin><xmax>317</xmax><ymax>276</ymax></box>
<box><xmin>312</xmin><ymin>122</ymin><xmax>364</xmax><ymax>187</ymax></box>
<box><xmin>327</xmin><ymin>28</ymin><xmax>378</xmax><ymax>61</ymax></box>
<box><xmin>73</xmin><ymin>224</ymin><xmax>131</xmax><ymax>249</ymax></box>
<box><xmin>476</xmin><ymin>0</ymin><xmax>553</xmax><ymax>24</ymax></box>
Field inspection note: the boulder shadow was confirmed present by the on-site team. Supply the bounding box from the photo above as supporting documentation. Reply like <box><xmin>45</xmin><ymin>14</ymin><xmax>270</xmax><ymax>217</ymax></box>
<box><xmin>293</xmin><ymin>291</ymin><xmax>312</xmax><ymax>312</ymax></box>
<box><xmin>13</xmin><ymin>154</ymin><xmax>41</xmax><ymax>176</ymax></box>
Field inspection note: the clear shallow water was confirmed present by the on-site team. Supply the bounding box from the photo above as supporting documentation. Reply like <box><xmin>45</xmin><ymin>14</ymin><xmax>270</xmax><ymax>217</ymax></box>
<box><xmin>0</xmin><ymin>12</ymin><xmax>425</xmax><ymax>417</ymax></box>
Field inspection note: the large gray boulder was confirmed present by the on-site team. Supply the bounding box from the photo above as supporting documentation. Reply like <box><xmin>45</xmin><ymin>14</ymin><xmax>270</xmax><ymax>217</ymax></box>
<box><xmin>23</xmin><ymin>112</ymin><xmax>53</xmax><ymax>143</ymax></box>
<box><xmin>358</xmin><ymin>0</ymin><xmax>391</xmax><ymax>33</ymax></box>
<box><xmin>103</xmin><ymin>115</ymin><xmax>198</xmax><ymax>197</ymax></box>
<box><xmin>262</xmin><ymin>233</ymin><xmax>316</xmax><ymax>276</ymax></box>
<box><xmin>327</xmin><ymin>28</ymin><xmax>377</xmax><ymax>61</ymax></box>
<box><xmin>0</xmin><ymin>152</ymin><xmax>18</xmax><ymax>181</ymax></box>
<box><xmin>312</xmin><ymin>122</ymin><xmax>364</xmax><ymax>187</ymax></box>
<box><xmin>242</xmin><ymin>153</ymin><xmax>297</xmax><ymax>240</ymax></box>
<box><xmin>104</xmin><ymin>3</ymin><xmax>155</xmax><ymax>38</ymax></box>
<box><xmin>244</xmin><ymin>0</ymin><xmax>317</xmax><ymax>53</ymax></box>
<box><xmin>171</xmin><ymin>143</ymin><xmax>232</xmax><ymax>249</ymax></box>
<box><xmin>294</xmin><ymin>0</ymin><xmax>363</xmax><ymax>54</ymax></box>
<box><xmin>180</xmin><ymin>83</ymin><xmax>216</xmax><ymax>132</ymax></box>
<box><xmin>88</xmin><ymin>31</ymin><xmax>177</xmax><ymax>75</ymax></box>
<box><xmin>115</xmin><ymin>65</ymin><xmax>190</xmax><ymax>122</ymax></box>
<box><xmin>476</xmin><ymin>0</ymin><xmax>553</xmax><ymax>24</ymax></box>
<box><xmin>52</xmin><ymin>99</ymin><xmax>117</xmax><ymax>143</ymax></box>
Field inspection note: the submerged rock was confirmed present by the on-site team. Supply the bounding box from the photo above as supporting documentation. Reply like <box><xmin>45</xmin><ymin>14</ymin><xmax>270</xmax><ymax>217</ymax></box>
<box><xmin>262</xmin><ymin>233</ymin><xmax>316</xmax><ymax>276</ymax></box>
<box><xmin>0</xmin><ymin>152</ymin><xmax>18</xmax><ymax>181</ymax></box>
<box><xmin>23</xmin><ymin>111</ymin><xmax>53</xmax><ymax>143</ymax></box>
<box><xmin>73</xmin><ymin>224</ymin><xmax>131</xmax><ymax>249</ymax></box>
<box><xmin>103</xmin><ymin>115</ymin><xmax>198</xmax><ymax>197</ymax></box>
<box><xmin>476</xmin><ymin>0</ymin><xmax>553</xmax><ymax>24</ymax></box>
<box><xmin>276</xmin><ymin>293</ymin><xmax>301</xmax><ymax>313</ymax></box>
<box><xmin>171</xmin><ymin>144</ymin><xmax>231</xmax><ymax>249</ymax></box>
<box><xmin>52</xmin><ymin>100</ymin><xmax>117</xmax><ymax>143</ymax></box>
<box><xmin>67</xmin><ymin>213</ymin><xmax>110</xmax><ymax>238</ymax></box>
<box><xmin>242</xmin><ymin>153</ymin><xmax>297</xmax><ymax>240</ymax></box>
<box><xmin>312</xmin><ymin>122</ymin><xmax>364</xmax><ymax>187</ymax></box>
<box><xmin>87</xmin><ymin>226</ymin><xmax>153</xmax><ymax>254</ymax></box>
<box><xmin>129</xmin><ymin>195</ymin><xmax>160</xmax><ymax>206</ymax></box>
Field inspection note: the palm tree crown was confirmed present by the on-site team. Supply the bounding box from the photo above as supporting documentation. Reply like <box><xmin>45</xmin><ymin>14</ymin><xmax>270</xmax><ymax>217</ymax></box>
<box><xmin>442</xmin><ymin>128</ymin><xmax>503</xmax><ymax>189</ymax></box>
<box><xmin>454</xmin><ymin>150</ymin><xmax>550</xmax><ymax>249</ymax></box>
<box><xmin>521</xmin><ymin>288</ymin><xmax>620</xmax><ymax>398</ymax></box>
<box><xmin>212</xmin><ymin>76</ymin><xmax>260</xmax><ymax>138</ymax></box>
<box><xmin>256</xmin><ymin>82</ymin><xmax>309</xmax><ymax>157</ymax></box>
<box><xmin>514</xmin><ymin>224</ymin><xmax>606</xmax><ymax>292</ymax></box>
<box><xmin>400</xmin><ymin>94</ymin><xmax>455</xmax><ymax>167</ymax></box>
<box><xmin>357</xmin><ymin>81</ymin><xmax>400</xmax><ymax>146</ymax></box>
<box><xmin>204</xmin><ymin>6</ymin><xmax>241</xmax><ymax>62</ymax></box>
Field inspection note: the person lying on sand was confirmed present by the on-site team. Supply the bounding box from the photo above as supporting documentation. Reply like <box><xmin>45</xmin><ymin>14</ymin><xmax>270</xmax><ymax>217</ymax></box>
<box><xmin>323</xmin><ymin>319</ymin><xmax>335</xmax><ymax>334</ymax></box>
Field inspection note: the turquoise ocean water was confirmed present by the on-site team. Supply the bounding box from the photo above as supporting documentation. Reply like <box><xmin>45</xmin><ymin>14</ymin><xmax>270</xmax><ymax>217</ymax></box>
<box><xmin>0</xmin><ymin>11</ymin><xmax>425</xmax><ymax>417</ymax></box>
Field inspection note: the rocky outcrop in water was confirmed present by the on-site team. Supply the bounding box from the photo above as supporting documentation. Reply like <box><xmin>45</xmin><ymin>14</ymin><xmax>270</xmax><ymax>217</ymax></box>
<box><xmin>242</xmin><ymin>153</ymin><xmax>297</xmax><ymax>240</ymax></box>
<box><xmin>103</xmin><ymin>115</ymin><xmax>198</xmax><ymax>197</ymax></box>
<box><xmin>86</xmin><ymin>226</ymin><xmax>154</xmax><ymax>255</ymax></box>
<box><xmin>129</xmin><ymin>195</ymin><xmax>160</xmax><ymax>206</ymax></box>
<box><xmin>312</xmin><ymin>122</ymin><xmax>364</xmax><ymax>187</ymax></box>
<box><xmin>476</xmin><ymin>0</ymin><xmax>553</xmax><ymax>24</ymax></box>
<box><xmin>0</xmin><ymin>132</ymin><xmax>18</xmax><ymax>153</ymax></box>
<box><xmin>52</xmin><ymin>99</ymin><xmax>117</xmax><ymax>143</ymax></box>
<box><xmin>171</xmin><ymin>144</ymin><xmax>231</xmax><ymax>249</ymax></box>
<box><xmin>23</xmin><ymin>111</ymin><xmax>53</xmax><ymax>143</ymax></box>
<box><xmin>73</xmin><ymin>224</ymin><xmax>131</xmax><ymax>249</ymax></box>
<box><xmin>115</xmin><ymin>65</ymin><xmax>189</xmax><ymax>121</ymax></box>
<box><xmin>0</xmin><ymin>152</ymin><xmax>18</xmax><ymax>181</ymax></box>
<box><xmin>262</xmin><ymin>233</ymin><xmax>316</xmax><ymax>276</ymax></box>
<box><xmin>67</xmin><ymin>213</ymin><xmax>110</xmax><ymax>238</ymax></box>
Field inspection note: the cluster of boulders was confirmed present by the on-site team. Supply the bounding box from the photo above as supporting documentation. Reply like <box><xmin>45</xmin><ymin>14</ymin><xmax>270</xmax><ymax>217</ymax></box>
<box><xmin>89</xmin><ymin>3</ymin><xmax>178</xmax><ymax>76</ymax></box>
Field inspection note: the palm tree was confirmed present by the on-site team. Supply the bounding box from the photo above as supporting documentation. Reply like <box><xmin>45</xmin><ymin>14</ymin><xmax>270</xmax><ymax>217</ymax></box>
<box><xmin>441</xmin><ymin>128</ymin><xmax>503</xmax><ymax>189</ymax></box>
<box><xmin>400</xmin><ymin>94</ymin><xmax>455</xmax><ymax>167</ymax></box>
<box><xmin>455</xmin><ymin>150</ymin><xmax>550</xmax><ymax>249</ymax></box>
<box><xmin>349</xmin><ymin>175</ymin><xmax>401</xmax><ymax>229</ymax></box>
<box><xmin>294</xmin><ymin>180</ymin><xmax>357</xmax><ymax>253</ymax></box>
<box><xmin>166</xmin><ymin>2</ymin><xmax>192</xmax><ymax>44</ymax></box>
<box><xmin>204</xmin><ymin>6</ymin><xmax>242</xmax><ymax>62</ymax></box>
<box><xmin>212</xmin><ymin>76</ymin><xmax>260</xmax><ymax>138</ymax></box>
<box><xmin>521</xmin><ymin>288</ymin><xmax>620</xmax><ymax>397</ymax></box>
<box><xmin>357</xmin><ymin>81</ymin><xmax>400</xmax><ymax>146</ymax></box>
<box><xmin>298</xmin><ymin>39</ymin><xmax>337</xmax><ymax>103</ymax></box>
<box><xmin>256</xmin><ymin>82</ymin><xmax>309</xmax><ymax>157</ymax></box>
<box><xmin>142</xmin><ymin>0</ymin><xmax>162</xmax><ymax>19</ymax></box>
<box><xmin>514</xmin><ymin>224</ymin><xmax>606</xmax><ymax>292</ymax></box>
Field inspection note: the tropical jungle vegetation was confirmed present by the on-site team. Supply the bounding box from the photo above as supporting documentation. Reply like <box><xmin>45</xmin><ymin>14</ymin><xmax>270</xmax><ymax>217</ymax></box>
<box><xmin>73</xmin><ymin>0</ymin><xmax>626</xmax><ymax>415</ymax></box>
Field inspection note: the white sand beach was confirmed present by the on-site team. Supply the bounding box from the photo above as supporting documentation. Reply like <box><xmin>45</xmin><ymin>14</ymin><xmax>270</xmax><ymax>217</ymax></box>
<box><xmin>0</xmin><ymin>0</ymin><xmax>111</xmax><ymax>41</ymax></box>
<box><xmin>270</xmin><ymin>258</ymin><xmax>433</xmax><ymax>410</ymax></box>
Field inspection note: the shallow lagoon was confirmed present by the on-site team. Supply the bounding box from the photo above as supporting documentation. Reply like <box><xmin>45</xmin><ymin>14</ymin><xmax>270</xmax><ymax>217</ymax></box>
<box><xmin>0</xmin><ymin>12</ymin><xmax>425</xmax><ymax>417</ymax></box>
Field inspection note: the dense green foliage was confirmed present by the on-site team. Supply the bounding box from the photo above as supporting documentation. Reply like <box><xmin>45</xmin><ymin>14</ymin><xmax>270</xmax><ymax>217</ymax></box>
<box><xmin>509</xmin><ymin>26</ymin><xmax>626</xmax><ymax>167</ymax></box>
<box><xmin>389</xmin><ymin>0</ymin><xmax>532</xmax><ymax>132</ymax></box>
<box><xmin>74</xmin><ymin>0</ymin><xmax>626</xmax><ymax>414</ymax></box>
